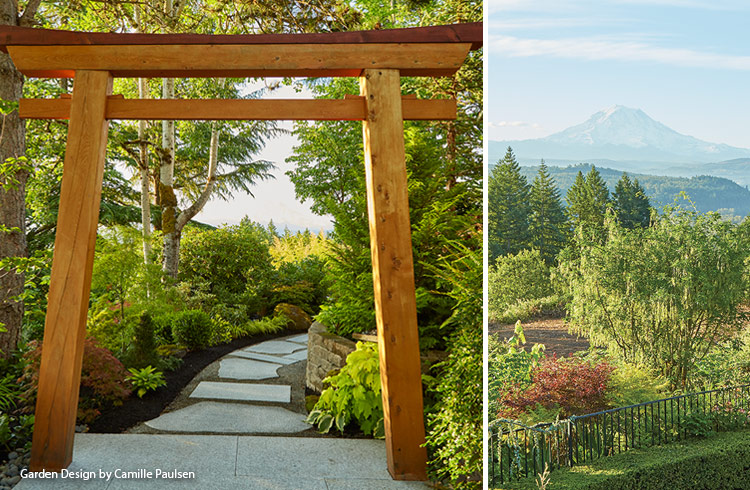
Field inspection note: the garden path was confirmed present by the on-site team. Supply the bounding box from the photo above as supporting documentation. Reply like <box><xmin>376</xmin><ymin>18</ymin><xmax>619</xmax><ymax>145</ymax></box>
<box><xmin>14</xmin><ymin>334</ymin><xmax>431</xmax><ymax>489</ymax></box>
<box><xmin>142</xmin><ymin>333</ymin><xmax>313</xmax><ymax>434</ymax></box>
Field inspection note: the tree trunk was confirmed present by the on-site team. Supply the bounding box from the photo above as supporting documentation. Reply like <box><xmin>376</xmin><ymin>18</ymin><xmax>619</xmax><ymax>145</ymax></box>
<box><xmin>160</xmin><ymin>77</ymin><xmax>178</xmax><ymax>278</ymax></box>
<box><xmin>0</xmin><ymin>1</ymin><xmax>28</xmax><ymax>358</ymax></box>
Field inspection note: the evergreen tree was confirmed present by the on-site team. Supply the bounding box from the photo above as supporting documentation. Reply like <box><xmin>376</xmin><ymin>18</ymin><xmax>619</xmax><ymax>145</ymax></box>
<box><xmin>613</xmin><ymin>173</ymin><xmax>651</xmax><ymax>229</ymax></box>
<box><xmin>529</xmin><ymin>160</ymin><xmax>568</xmax><ymax>264</ymax></box>
<box><xmin>565</xmin><ymin>166</ymin><xmax>610</xmax><ymax>237</ymax></box>
<box><xmin>488</xmin><ymin>147</ymin><xmax>531</xmax><ymax>261</ymax></box>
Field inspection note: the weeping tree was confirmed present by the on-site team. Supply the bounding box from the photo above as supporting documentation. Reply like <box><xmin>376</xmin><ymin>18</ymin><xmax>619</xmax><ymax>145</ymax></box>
<box><xmin>562</xmin><ymin>206</ymin><xmax>748</xmax><ymax>389</ymax></box>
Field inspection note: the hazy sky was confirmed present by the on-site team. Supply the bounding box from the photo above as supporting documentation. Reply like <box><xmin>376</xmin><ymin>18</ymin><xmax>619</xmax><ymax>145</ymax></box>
<box><xmin>487</xmin><ymin>0</ymin><xmax>750</xmax><ymax>148</ymax></box>
<box><xmin>192</xmin><ymin>81</ymin><xmax>334</xmax><ymax>232</ymax></box>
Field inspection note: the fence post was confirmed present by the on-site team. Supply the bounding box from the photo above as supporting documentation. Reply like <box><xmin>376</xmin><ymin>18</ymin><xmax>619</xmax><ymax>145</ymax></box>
<box><xmin>567</xmin><ymin>420</ymin><xmax>574</xmax><ymax>467</ymax></box>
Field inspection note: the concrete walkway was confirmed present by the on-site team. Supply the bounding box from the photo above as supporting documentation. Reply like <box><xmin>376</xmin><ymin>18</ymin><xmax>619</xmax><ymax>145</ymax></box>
<box><xmin>144</xmin><ymin>334</ymin><xmax>311</xmax><ymax>434</ymax></box>
<box><xmin>15</xmin><ymin>334</ymin><xmax>431</xmax><ymax>489</ymax></box>
<box><xmin>14</xmin><ymin>434</ymin><xmax>431</xmax><ymax>489</ymax></box>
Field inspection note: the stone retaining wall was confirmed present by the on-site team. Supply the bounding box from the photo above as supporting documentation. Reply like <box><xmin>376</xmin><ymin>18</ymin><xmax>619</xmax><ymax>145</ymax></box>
<box><xmin>306</xmin><ymin>322</ymin><xmax>356</xmax><ymax>393</ymax></box>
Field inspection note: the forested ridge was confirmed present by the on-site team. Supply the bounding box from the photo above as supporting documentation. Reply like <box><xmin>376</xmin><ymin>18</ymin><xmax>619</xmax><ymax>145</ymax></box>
<box><xmin>489</xmin><ymin>162</ymin><xmax>750</xmax><ymax>218</ymax></box>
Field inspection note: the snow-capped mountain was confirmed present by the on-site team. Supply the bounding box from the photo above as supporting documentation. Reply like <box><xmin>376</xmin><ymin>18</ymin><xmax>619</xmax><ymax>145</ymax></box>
<box><xmin>491</xmin><ymin>106</ymin><xmax>750</xmax><ymax>163</ymax></box>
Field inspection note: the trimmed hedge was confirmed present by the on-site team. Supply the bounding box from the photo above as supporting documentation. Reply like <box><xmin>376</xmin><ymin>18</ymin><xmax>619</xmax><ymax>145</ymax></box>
<box><xmin>498</xmin><ymin>430</ymin><xmax>750</xmax><ymax>490</ymax></box>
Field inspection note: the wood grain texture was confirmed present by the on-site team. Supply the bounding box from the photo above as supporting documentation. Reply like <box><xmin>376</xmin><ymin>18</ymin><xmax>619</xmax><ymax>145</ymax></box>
<box><xmin>29</xmin><ymin>70</ymin><xmax>112</xmax><ymax>472</ymax></box>
<box><xmin>6</xmin><ymin>43</ymin><xmax>471</xmax><ymax>78</ymax></box>
<box><xmin>0</xmin><ymin>22</ymin><xmax>483</xmax><ymax>51</ymax></box>
<box><xmin>19</xmin><ymin>97</ymin><xmax>456</xmax><ymax>121</ymax></box>
<box><xmin>360</xmin><ymin>68</ymin><xmax>427</xmax><ymax>481</ymax></box>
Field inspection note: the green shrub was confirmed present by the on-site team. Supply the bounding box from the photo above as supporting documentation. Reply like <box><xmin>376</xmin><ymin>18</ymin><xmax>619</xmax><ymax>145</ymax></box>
<box><xmin>498</xmin><ymin>430</ymin><xmax>750</xmax><ymax>490</ymax></box>
<box><xmin>488</xmin><ymin>322</ymin><xmax>545</xmax><ymax>417</ymax></box>
<box><xmin>606</xmin><ymin>362</ymin><xmax>669</xmax><ymax>407</ymax></box>
<box><xmin>122</xmin><ymin>312</ymin><xmax>159</xmax><ymax>368</ymax></box>
<box><xmin>424</xmin><ymin>244</ymin><xmax>483</xmax><ymax>489</ymax></box>
<box><xmin>171</xmin><ymin>310</ymin><xmax>213</xmax><ymax>350</ymax></box>
<box><xmin>126</xmin><ymin>366</ymin><xmax>167</xmax><ymax>398</ymax></box>
<box><xmin>491</xmin><ymin>295</ymin><xmax>567</xmax><ymax>325</ymax></box>
<box><xmin>209</xmin><ymin>316</ymin><xmax>233</xmax><ymax>346</ymax></box>
<box><xmin>488</xmin><ymin>249</ymin><xmax>554</xmax><ymax>321</ymax></box>
<box><xmin>178</xmin><ymin>219</ymin><xmax>276</xmax><ymax>315</ymax></box>
<box><xmin>306</xmin><ymin>342</ymin><xmax>384</xmax><ymax>437</ymax></box>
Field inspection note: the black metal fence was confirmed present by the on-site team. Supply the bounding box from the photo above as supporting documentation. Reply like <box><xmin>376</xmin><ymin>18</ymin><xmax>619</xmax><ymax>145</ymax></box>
<box><xmin>488</xmin><ymin>384</ymin><xmax>750</xmax><ymax>487</ymax></box>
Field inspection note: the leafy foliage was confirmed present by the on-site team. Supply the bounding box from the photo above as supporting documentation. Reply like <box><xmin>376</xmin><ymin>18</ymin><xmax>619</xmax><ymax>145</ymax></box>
<box><xmin>19</xmin><ymin>338</ymin><xmax>132</xmax><ymax>423</ymax></box>
<box><xmin>126</xmin><ymin>366</ymin><xmax>167</xmax><ymax>398</ymax></box>
<box><xmin>487</xmin><ymin>249</ymin><xmax>555</xmax><ymax>321</ymax></box>
<box><xmin>171</xmin><ymin>310</ymin><xmax>214</xmax><ymax>350</ymax></box>
<box><xmin>487</xmin><ymin>322</ymin><xmax>546</xmax><ymax>417</ymax></box>
<box><xmin>423</xmin><ymin>244</ymin><xmax>483</xmax><ymax>488</ymax></box>
<box><xmin>562</xmin><ymin>206</ymin><xmax>747</xmax><ymax>388</ymax></box>
<box><xmin>306</xmin><ymin>342</ymin><xmax>384</xmax><ymax>437</ymax></box>
<box><xmin>498</xmin><ymin>356</ymin><xmax>615</xmax><ymax>420</ymax></box>
<box><xmin>178</xmin><ymin>219</ymin><xmax>275</xmax><ymax>315</ymax></box>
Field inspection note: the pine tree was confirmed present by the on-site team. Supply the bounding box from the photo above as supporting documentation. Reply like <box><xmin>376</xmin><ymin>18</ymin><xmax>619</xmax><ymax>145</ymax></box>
<box><xmin>529</xmin><ymin>160</ymin><xmax>568</xmax><ymax>264</ymax></box>
<box><xmin>488</xmin><ymin>147</ymin><xmax>531</xmax><ymax>261</ymax></box>
<box><xmin>565</xmin><ymin>166</ymin><xmax>610</xmax><ymax>237</ymax></box>
<box><xmin>613</xmin><ymin>173</ymin><xmax>651</xmax><ymax>229</ymax></box>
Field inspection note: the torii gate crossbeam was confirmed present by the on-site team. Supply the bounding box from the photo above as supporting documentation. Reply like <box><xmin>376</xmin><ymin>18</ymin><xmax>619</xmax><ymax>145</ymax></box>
<box><xmin>0</xmin><ymin>22</ymin><xmax>482</xmax><ymax>481</ymax></box>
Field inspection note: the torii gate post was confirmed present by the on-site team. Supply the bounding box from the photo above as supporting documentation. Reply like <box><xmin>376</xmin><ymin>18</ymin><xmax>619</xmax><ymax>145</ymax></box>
<box><xmin>0</xmin><ymin>23</ymin><xmax>482</xmax><ymax>480</ymax></box>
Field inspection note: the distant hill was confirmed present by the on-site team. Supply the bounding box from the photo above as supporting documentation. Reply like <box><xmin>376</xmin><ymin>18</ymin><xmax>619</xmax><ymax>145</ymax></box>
<box><xmin>489</xmin><ymin>106</ymin><xmax>750</xmax><ymax>186</ymax></box>
<box><xmin>488</xmin><ymin>163</ymin><xmax>750</xmax><ymax>218</ymax></box>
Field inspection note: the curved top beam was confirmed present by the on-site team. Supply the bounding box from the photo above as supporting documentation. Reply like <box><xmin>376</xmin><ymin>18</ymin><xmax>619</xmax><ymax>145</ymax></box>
<box><xmin>0</xmin><ymin>22</ymin><xmax>482</xmax><ymax>52</ymax></box>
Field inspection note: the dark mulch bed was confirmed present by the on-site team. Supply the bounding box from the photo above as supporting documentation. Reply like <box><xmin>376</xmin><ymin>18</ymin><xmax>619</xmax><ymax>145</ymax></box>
<box><xmin>87</xmin><ymin>329</ymin><xmax>297</xmax><ymax>434</ymax></box>
<box><xmin>489</xmin><ymin>316</ymin><xmax>591</xmax><ymax>358</ymax></box>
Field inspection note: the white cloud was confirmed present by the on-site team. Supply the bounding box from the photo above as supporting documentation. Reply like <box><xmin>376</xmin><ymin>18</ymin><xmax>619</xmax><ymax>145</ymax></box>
<box><xmin>490</xmin><ymin>34</ymin><xmax>750</xmax><ymax>70</ymax></box>
<box><xmin>490</xmin><ymin>121</ymin><xmax>541</xmax><ymax>128</ymax></box>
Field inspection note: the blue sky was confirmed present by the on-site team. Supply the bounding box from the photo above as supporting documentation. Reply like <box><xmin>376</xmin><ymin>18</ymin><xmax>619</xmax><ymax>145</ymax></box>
<box><xmin>487</xmin><ymin>0</ymin><xmax>750</xmax><ymax>148</ymax></box>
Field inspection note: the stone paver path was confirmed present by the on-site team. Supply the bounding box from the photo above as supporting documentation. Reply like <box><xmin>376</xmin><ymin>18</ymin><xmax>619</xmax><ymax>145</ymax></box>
<box><xmin>145</xmin><ymin>334</ymin><xmax>310</xmax><ymax>435</ymax></box>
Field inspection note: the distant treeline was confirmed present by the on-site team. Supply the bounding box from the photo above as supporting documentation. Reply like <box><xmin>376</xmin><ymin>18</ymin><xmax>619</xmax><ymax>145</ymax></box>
<box><xmin>500</xmin><ymin>163</ymin><xmax>750</xmax><ymax>218</ymax></box>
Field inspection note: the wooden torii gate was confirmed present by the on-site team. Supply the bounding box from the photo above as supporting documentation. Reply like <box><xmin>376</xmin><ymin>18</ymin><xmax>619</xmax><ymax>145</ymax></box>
<box><xmin>0</xmin><ymin>22</ymin><xmax>482</xmax><ymax>480</ymax></box>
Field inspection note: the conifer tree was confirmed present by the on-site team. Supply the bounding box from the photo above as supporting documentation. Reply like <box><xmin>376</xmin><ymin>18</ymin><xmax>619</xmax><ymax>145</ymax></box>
<box><xmin>488</xmin><ymin>147</ymin><xmax>531</xmax><ymax>261</ymax></box>
<box><xmin>529</xmin><ymin>160</ymin><xmax>568</xmax><ymax>264</ymax></box>
<box><xmin>565</xmin><ymin>166</ymin><xmax>610</xmax><ymax>237</ymax></box>
<box><xmin>613</xmin><ymin>173</ymin><xmax>651</xmax><ymax>229</ymax></box>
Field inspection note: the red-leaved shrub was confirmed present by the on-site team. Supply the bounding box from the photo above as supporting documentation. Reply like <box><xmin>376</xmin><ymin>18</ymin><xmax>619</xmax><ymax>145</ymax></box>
<box><xmin>499</xmin><ymin>356</ymin><xmax>614</xmax><ymax>419</ymax></box>
<box><xmin>20</xmin><ymin>338</ymin><xmax>132</xmax><ymax>423</ymax></box>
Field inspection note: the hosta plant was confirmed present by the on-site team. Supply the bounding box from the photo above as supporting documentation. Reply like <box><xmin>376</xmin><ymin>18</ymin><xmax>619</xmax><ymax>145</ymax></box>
<box><xmin>306</xmin><ymin>342</ymin><xmax>384</xmax><ymax>437</ymax></box>
<box><xmin>126</xmin><ymin>365</ymin><xmax>167</xmax><ymax>398</ymax></box>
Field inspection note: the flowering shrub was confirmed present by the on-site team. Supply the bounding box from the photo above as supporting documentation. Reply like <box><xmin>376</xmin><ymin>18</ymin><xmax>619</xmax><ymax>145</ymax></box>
<box><xmin>20</xmin><ymin>338</ymin><xmax>132</xmax><ymax>423</ymax></box>
<box><xmin>499</xmin><ymin>356</ymin><xmax>614</xmax><ymax>419</ymax></box>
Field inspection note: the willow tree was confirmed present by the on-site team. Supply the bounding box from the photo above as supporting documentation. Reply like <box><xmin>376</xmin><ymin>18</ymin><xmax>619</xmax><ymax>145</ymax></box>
<box><xmin>563</xmin><ymin>207</ymin><xmax>747</xmax><ymax>389</ymax></box>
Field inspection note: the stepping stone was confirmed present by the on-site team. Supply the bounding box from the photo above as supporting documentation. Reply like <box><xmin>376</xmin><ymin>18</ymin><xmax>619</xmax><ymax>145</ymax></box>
<box><xmin>245</xmin><ymin>340</ymin><xmax>306</xmax><ymax>355</ymax></box>
<box><xmin>219</xmin><ymin>358</ymin><xmax>281</xmax><ymax>380</ymax></box>
<box><xmin>145</xmin><ymin>402</ymin><xmax>310</xmax><ymax>434</ymax></box>
<box><xmin>227</xmin><ymin>350</ymin><xmax>296</xmax><ymax>365</ymax></box>
<box><xmin>190</xmin><ymin>381</ymin><xmax>291</xmax><ymax>403</ymax></box>
<box><xmin>281</xmin><ymin>349</ymin><xmax>308</xmax><ymax>362</ymax></box>
<box><xmin>286</xmin><ymin>333</ymin><xmax>309</xmax><ymax>344</ymax></box>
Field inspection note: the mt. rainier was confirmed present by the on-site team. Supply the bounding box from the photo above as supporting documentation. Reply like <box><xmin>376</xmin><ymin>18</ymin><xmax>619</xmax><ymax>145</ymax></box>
<box><xmin>491</xmin><ymin>105</ymin><xmax>750</xmax><ymax>163</ymax></box>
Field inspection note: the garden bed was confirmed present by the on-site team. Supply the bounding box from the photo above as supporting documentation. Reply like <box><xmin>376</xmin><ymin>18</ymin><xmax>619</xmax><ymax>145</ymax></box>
<box><xmin>87</xmin><ymin>329</ymin><xmax>295</xmax><ymax>433</ymax></box>
<box><xmin>489</xmin><ymin>317</ymin><xmax>590</xmax><ymax>357</ymax></box>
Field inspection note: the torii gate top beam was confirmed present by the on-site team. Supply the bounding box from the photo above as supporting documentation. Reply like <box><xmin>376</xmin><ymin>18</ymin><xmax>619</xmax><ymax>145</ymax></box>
<box><xmin>0</xmin><ymin>23</ymin><xmax>482</xmax><ymax>79</ymax></box>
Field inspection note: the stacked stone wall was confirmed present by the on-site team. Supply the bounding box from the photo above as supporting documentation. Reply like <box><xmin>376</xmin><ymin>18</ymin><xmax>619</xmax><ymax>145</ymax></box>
<box><xmin>305</xmin><ymin>322</ymin><xmax>356</xmax><ymax>393</ymax></box>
